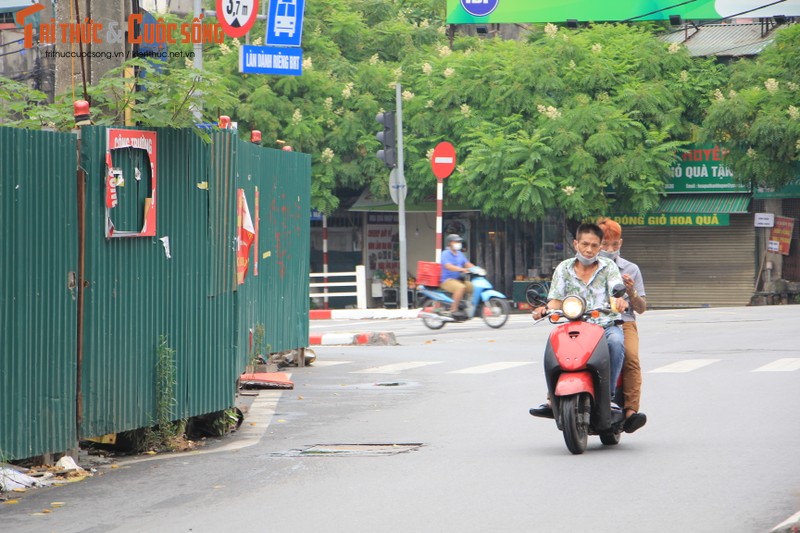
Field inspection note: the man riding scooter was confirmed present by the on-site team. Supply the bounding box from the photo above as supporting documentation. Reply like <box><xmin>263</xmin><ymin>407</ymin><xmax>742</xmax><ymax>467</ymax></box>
<box><xmin>440</xmin><ymin>234</ymin><xmax>475</xmax><ymax>318</ymax></box>
<box><xmin>530</xmin><ymin>223</ymin><xmax>628</xmax><ymax>419</ymax></box>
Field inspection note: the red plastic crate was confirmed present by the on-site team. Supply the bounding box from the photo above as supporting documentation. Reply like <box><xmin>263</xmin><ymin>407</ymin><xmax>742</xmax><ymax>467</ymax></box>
<box><xmin>416</xmin><ymin>261</ymin><xmax>441</xmax><ymax>287</ymax></box>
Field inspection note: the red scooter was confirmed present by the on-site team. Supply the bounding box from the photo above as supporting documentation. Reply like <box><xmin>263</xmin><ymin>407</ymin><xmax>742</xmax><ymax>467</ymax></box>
<box><xmin>534</xmin><ymin>285</ymin><xmax>627</xmax><ymax>455</ymax></box>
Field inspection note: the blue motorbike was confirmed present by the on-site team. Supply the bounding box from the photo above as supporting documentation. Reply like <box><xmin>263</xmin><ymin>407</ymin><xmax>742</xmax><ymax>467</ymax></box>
<box><xmin>417</xmin><ymin>267</ymin><xmax>510</xmax><ymax>329</ymax></box>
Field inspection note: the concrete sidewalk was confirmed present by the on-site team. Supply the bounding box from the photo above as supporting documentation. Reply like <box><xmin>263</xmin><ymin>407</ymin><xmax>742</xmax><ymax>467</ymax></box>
<box><xmin>310</xmin><ymin>309</ymin><xmax>420</xmax><ymax>320</ymax></box>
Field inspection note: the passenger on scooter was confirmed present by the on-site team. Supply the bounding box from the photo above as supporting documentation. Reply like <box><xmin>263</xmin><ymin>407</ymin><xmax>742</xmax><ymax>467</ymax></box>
<box><xmin>597</xmin><ymin>218</ymin><xmax>647</xmax><ymax>434</ymax></box>
<box><xmin>440</xmin><ymin>234</ymin><xmax>475</xmax><ymax>317</ymax></box>
<box><xmin>530</xmin><ymin>223</ymin><xmax>628</xmax><ymax>419</ymax></box>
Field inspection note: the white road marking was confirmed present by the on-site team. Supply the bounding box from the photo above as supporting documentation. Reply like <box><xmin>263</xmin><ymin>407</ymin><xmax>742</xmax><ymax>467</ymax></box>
<box><xmin>771</xmin><ymin>509</ymin><xmax>800</xmax><ymax>533</ymax></box>
<box><xmin>310</xmin><ymin>360</ymin><xmax>353</xmax><ymax>368</ymax></box>
<box><xmin>753</xmin><ymin>358</ymin><xmax>800</xmax><ymax>372</ymax></box>
<box><xmin>351</xmin><ymin>361</ymin><xmax>443</xmax><ymax>374</ymax></box>
<box><xmin>310</xmin><ymin>319</ymin><xmax>393</xmax><ymax>329</ymax></box>
<box><xmin>449</xmin><ymin>362</ymin><xmax>534</xmax><ymax>374</ymax></box>
<box><xmin>649</xmin><ymin>359</ymin><xmax>721</xmax><ymax>373</ymax></box>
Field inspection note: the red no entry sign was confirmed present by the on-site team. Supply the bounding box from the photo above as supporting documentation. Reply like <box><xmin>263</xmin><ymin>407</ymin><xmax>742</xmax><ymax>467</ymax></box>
<box><xmin>431</xmin><ymin>142</ymin><xmax>456</xmax><ymax>179</ymax></box>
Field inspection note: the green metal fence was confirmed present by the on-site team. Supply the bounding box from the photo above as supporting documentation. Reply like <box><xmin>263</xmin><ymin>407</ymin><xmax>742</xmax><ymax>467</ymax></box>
<box><xmin>0</xmin><ymin>126</ymin><xmax>310</xmax><ymax>459</ymax></box>
<box><xmin>78</xmin><ymin>127</ymin><xmax>241</xmax><ymax>437</ymax></box>
<box><xmin>234</xmin><ymin>139</ymin><xmax>311</xmax><ymax>367</ymax></box>
<box><xmin>0</xmin><ymin>128</ymin><xmax>79</xmax><ymax>459</ymax></box>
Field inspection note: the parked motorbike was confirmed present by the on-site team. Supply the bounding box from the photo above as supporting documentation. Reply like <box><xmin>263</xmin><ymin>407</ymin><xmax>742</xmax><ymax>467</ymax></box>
<box><xmin>533</xmin><ymin>285</ymin><xmax>627</xmax><ymax>454</ymax></box>
<box><xmin>417</xmin><ymin>267</ymin><xmax>510</xmax><ymax>330</ymax></box>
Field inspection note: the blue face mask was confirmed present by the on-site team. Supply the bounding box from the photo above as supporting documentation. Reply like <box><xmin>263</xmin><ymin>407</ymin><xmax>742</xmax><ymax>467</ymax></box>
<box><xmin>575</xmin><ymin>252</ymin><xmax>598</xmax><ymax>266</ymax></box>
<box><xmin>599</xmin><ymin>249</ymin><xmax>619</xmax><ymax>260</ymax></box>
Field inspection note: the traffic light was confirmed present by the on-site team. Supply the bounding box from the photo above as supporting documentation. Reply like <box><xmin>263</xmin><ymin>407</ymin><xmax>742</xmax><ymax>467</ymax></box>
<box><xmin>375</xmin><ymin>111</ymin><xmax>396</xmax><ymax>169</ymax></box>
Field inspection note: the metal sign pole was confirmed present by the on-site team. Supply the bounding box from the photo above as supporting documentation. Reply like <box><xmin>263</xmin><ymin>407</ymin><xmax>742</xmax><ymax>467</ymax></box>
<box><xmin>396</xmin><ymin>83</ymin><xmax>409</xmax><ymax>310</ymax></box>
<box><xmin>192</xmin><ymin>0</ymin><xmax>203</xmax><ymax>120</ymax></box>
<box><xmin>436</xmin><ymin>179</ymin><xmax>443</xmax><ymax>262</ymax></box>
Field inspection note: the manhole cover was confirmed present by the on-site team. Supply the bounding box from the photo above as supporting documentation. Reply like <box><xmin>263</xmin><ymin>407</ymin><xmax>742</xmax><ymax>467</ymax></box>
<box><xmin>273</xmin><ymin>443</ymin><xmax>424</xmax><ymax>457</ymax></box>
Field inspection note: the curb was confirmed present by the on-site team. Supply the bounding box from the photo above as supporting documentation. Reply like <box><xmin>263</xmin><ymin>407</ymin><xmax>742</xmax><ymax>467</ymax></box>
<box><xmin>309</xmin><ymin>331</ymin><xmax>398</xmax><ymax>346</ymax></box>
<box><xmin>310</xmin><ymin>309</ymin><xmax>420</xmax><ymax>320</ymax></box>
<box><xmin>771</xmin><ymin>510</ymin><xmax>800</xmax><ymax>533</ymax></box>
<box><xmin>113</xmin><ymin>386</ymin><xmax>286</xmax><ymax>465</ymax></box>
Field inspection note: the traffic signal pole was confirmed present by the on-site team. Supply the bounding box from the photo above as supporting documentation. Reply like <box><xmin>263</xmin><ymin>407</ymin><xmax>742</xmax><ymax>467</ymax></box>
<box><xmin>395</xmin><ymin>83</ymin><xmax>409</xmax><ymax>310</ymax></box>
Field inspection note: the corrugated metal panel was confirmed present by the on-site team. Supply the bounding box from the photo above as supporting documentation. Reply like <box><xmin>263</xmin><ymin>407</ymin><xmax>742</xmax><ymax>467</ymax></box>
<box><xmin>660</xmin><ymin>23</ymin><xmax>778</xmax><ymax>57</ymax></box>
<box><xmin>234</xmin><ymin>139</ymin><xmax>311</xmax><ymax>364</ymax></box>
<box><xmin>657</xmin><ymin>194</ymin><xmax>751</xmax><ymax>214</ymax></box>
<box><xmin>0</xmin><ymin>127</ymin><xmax>78</xmax><ymax>459</ymax></box>
<box><xmin>621</xmin><ymin>215</ymin><xmax>755</xmax><ymax>308</ymax></box>
<box><xmin>79</xmin><ymin>127</ymin><xmax>239</xmax><ymax>437</ymax></box>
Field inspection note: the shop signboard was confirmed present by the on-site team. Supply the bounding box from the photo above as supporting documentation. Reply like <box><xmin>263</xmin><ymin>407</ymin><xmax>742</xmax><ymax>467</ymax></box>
<box><xmin>666</xmin><ymin>144</ymin><xmax>749</xmax><ymax>194</ymax></box>
<box><xmin>754</xmin><ymin>176</ymin><xmax>800</xmax><ymax>199</ymax></box>
<box><xmin>366</xmin><ymin>213</ymin><xmax>400</xmax><ymax>279</ymax></box>
<box><xmin>768</xmin><ymin>216</ymin><xmax>795</xmax><ymax>256</ymax></box>
<box><xmin>592</xmin><ymin>213</ymin><xmax>730</xmax><ymax>227</ymax></box>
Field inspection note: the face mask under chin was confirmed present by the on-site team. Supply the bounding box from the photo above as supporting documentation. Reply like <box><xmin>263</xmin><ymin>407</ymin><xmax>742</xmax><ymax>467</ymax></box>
<box><xmin>575</xmin><ymin>251</ymin><xmax>598</xmax><ymax>265</ymax></box>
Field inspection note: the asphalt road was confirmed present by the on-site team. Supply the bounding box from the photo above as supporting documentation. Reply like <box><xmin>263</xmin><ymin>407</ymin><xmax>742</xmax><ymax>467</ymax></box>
<box><xmin>3</xmin><ymin>306</ymin><xmax>799</xmax><ymax>533</ymax></box>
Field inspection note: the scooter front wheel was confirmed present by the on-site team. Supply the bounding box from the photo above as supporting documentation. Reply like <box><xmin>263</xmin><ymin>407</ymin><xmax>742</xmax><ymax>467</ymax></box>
<box><xmin>420</xmin><ymin>299</ymin><xmax>446</xmax><ymax>330</ymax></box>
<box><xmin>481</xmin><ymin>297</ymin><xmax>510</xmax><ymax>329</ymax></box>
<box><xmin>560</xmin><ymin>394</ymin><xmax>590</xmax><ymax>455</ymax></box>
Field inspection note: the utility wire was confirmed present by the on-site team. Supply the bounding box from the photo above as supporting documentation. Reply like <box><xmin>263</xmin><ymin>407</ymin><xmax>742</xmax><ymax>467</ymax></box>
<box><xmin>621</xmin><ymin>0</ymin><xmax>699</xmax><ymax>23</ymax></box>
<box><xmin>666</xmin><ymin>0</ymin><xmax>788</xmax><ymax>34</ymax></box>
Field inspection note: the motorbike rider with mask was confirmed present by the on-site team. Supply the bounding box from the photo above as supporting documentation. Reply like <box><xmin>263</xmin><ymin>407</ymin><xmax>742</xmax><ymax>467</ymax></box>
<box><xmin>597</xmin><ymin>218</ymin><xmax>647</xmax><ymax>434</ymax></box>
<box><xmin>530</xmin><ymin>223</ymin><xmax>628</xmax><ymax>419</ymax></box>
<box><xmin>440</xmin><ymin>234</ymin><xmax>475</xmax><ymax>317</ymax></box>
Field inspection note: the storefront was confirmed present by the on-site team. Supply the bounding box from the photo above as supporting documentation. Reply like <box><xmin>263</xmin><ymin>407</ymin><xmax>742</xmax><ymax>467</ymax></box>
<box><xmin>618</xmin><ymin>199</ymin><xmax>755</xmax><ymax>308</ymax></box>
<box><xmin>753</xmin><ymin>177</ymin><xmax>800</xmax><ymax>285</ymax></box>
<box><xmin>611</xmin><ymin>146</ymin><xmax>755</xmax><ymax>308</ymax></box>
<box><xmin>349</xmin><ymin>188</ymin><xmax>479</xmax><ymax>307</ymax></box>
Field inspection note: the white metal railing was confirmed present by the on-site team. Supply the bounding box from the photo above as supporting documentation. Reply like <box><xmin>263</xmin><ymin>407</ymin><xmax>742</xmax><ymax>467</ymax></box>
<box><xmin>309</xmin><ymin>265</ymin><xmax>367</xmax><ymax>309</ymax></box>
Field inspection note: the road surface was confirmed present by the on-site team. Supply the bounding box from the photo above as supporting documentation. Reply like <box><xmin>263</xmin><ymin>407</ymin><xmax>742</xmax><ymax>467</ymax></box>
<box><xmin>3</xmin><ymin>306</ymin><xmax>799</xmax><ymax>532</ymax></box>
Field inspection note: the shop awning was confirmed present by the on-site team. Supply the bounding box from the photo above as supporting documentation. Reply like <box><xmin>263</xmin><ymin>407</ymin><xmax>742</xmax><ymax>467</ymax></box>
<box><xmin>656</xmin><ymin>194</ymin><xmax>751</xmax><ymax>214</ymax></box>
<box><xmin>349</xmin><ymin>189</ymin><xmax>478</xmax><ymax>213</ymax></box>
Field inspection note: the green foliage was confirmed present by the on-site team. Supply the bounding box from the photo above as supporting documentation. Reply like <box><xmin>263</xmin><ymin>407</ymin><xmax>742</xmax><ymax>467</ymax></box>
<box><xmin>0</xmin><ymin>56</ymin><xmax>236</xmax><ymax>132</ymax></box>
<box><xmin>2</xmin><ymin>5</ymin><xmax>738</xmax><ymax>219</ymax></box>
<box><xmin>144</xmin><ymin>335</ymin><xmax>184</xmax><ymax>451</ymax></box>
<box><xmin>420</xmin><ymin>24</ymin><xmax>721</xmax><ymax>220</ymax></box>
<box><xmin>249</xmin><ymin>323</ymin><xmax>270</xmax><ymax>365</ymax></box>
<box><xmin>703</xmin><ymin>24</ymin><xmax>800</xmax><ymax>190</ymax></box>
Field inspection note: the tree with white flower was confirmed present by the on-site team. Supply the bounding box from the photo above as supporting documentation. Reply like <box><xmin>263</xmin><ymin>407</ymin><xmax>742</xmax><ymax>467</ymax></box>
<box><xmin>704</xmin><ymin>24</ymin><xmax>800</xmax><ymax>190</ymax></box>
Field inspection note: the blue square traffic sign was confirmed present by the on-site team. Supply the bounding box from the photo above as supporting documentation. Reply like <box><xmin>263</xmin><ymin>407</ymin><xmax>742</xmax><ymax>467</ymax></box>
<box><xmin>239</xmin><ymin>45</ymin><xmax>303</xmax><ymax>76</ymax></box>
<box><xmin>265</xmin><ymin>0</ymin><xmax>306</xmax><ymax>47</ymax></box>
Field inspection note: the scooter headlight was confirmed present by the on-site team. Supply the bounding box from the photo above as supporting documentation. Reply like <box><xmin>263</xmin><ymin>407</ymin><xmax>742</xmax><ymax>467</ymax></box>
<box><xmin>561</xmin><ymin>296</ymin><xmax>586</xmax><ymax>320</ymax></box>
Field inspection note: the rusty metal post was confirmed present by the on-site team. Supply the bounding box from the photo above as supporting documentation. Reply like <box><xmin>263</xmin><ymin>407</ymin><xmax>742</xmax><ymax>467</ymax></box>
<box><xmin>74</xmin><ymin>101</ymin><xmax>89</xmax><ymax>437</ymax></box>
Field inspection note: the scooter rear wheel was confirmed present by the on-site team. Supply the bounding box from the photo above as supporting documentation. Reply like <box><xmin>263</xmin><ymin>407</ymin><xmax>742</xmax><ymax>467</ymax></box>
<box><xmin>561</xmin><ymin>394</ymin><xmax>590</xmax><ymax>455</ymax></box>
<box><xmin>420</xmin><ymin>299</ymin><xmax>446</xmax><ymax>330</ymax></box>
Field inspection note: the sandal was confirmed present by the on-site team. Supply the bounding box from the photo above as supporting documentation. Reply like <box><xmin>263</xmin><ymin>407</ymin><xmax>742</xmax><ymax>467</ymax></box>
<box><xmin>623</xmin><ymin>412</ymin><xmax>647</xmax><ymax>433</ymax></box>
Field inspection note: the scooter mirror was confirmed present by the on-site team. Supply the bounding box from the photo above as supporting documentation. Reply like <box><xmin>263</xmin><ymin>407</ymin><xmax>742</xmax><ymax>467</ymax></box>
<box><xmin>611</xmin><ymin>283</ymin><xmax>626</xmax><ymax>298</ymax></box>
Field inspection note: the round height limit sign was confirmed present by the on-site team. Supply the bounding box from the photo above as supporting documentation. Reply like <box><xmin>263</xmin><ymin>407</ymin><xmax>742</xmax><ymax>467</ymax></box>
<box><xmin>217</xmin><ymin>0</ymin><xmax>259</xmax><ymax>38</ymax></box>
